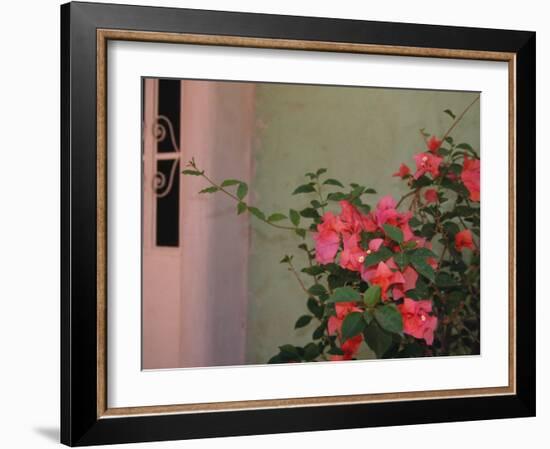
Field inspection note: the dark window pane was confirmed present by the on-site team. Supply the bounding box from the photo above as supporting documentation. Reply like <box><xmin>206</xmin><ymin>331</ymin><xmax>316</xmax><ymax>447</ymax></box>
<box><xmin>157</xmin><ymin>79</ymin><xmax>181</xmax><ymax>153</ymax></box>
<box><xmin>156</xmin><ymin>159</ymin><xmax>180</xmax><ymax>247</ymax></box>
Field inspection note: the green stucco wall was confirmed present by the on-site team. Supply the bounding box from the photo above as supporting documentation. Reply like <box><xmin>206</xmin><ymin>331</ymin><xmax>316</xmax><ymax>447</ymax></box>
<box><xmin>246</xmin><ymin>83</ymin><xmax>480</xmax><ymax>364</ymax></box>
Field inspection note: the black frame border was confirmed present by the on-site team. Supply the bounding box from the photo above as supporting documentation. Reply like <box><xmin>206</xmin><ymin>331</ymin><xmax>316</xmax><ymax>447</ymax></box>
<box><xmin>61</xmin><ymin>2</ymin><xmax>535</xmax><ymax>446</ymax></box>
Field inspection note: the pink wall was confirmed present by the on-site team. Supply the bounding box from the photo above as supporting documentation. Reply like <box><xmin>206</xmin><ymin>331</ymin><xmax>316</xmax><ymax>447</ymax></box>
<box><xmin>142</xmin><ymin>79</ymin><xmax>256</xmax><ymax>369</ymax></box>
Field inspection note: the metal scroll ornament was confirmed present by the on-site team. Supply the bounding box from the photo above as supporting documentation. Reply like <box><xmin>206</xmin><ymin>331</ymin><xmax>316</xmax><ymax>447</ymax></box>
<box><xmin>152</xmin><ymin>115</ymin><xmax>180</xmax><ymax>198</ymax></box>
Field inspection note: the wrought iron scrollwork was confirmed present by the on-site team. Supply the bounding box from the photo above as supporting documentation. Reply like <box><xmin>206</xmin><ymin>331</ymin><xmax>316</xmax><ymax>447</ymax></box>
<box><xmin>152</xmin><ymin>115</ymin><xmax>180</xmax><ymax>198</ymax></box>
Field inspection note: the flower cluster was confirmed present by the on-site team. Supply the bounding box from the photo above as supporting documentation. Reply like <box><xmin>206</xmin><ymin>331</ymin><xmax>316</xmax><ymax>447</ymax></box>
<box><xmin>184</xmin><ymin>102</ymin><xmax>481</xmax><ymax>363</ymax></box>
<box><xmin>313</xmin><ymin>196</ymin><xmax>439</xmax><ymax>359</ymax></box>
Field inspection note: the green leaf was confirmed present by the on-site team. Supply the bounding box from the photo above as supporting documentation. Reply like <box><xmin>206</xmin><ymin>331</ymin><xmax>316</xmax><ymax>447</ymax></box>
<box><xmin>419</xmin><ymin>223</ymin><xmax>436</xmax><ymax>239</ymax></box>
<box><xmin>199</xmin><ymin>186</ymin><xmax>219</xmax><ymax>194</ymax></box>
<box><xmin>374</xmin><ymin>304</ymin><xmax>403</xmax><ymax>334</ymax></box>
<box><xmin>300</xmin><ymin>208</ymin><xmax>320</xmax><ymax>219</ymax></box>
<box><xmin>221</xmin><ymin>179</ymin><xmax>241</xmax><ymax>187</ymax></box>
<box><xmin>295</xmin><ymin>228</ymin><xmax>307</xmax><ymax>239</ymax></box>
<box><xmin>312</xmin><ymin>323</ymin><xmax>326</xmax><ymax>340</ymax></box>
<box><xmin>363</xmin><ymin>310</ymin><xmax>374</xmax><ymax>324</ymax></box>
<box><xmin>307</xmin><ymin>297</ymin><xmax>324</xmax><ymax>319</ymax></box>
<box><xmin>393</xmin><ymin>252</ymin><xmax>409</xmax><ymax>270</ymax></box>
<box><xmin>289</xmin><ymin>209</ymin><xmax>300</xmax><ymax>227</ymax></box>
<box><xmin>308</xmin><ymin>284</ymin><xmax>328</xmax><ymax>297</ymax></box>
<box><xmin>443</xmin><ymin>221</ymin><xmax>461</xmax><ymax>238</ymax></box>
<box><xmin>326</xmin><ymin>192</ymin><xmax>348</xmax><ymax>201</ymax></box>
<box><xmin>247</xmin><ymin>206</ymin><xmax>265</xmax><ymax>221</ymax></box>
<box><xmin>444</xmin><ymin>109</ymin><xmax>456</xmax><ymax>119</ymax></box>
<box><xmin>400</xmin><ymin>342</ymin><xmax>425</xmax><ymax>357</ymax></box>
<box><xmin>364</xmin><ymin>247</ymin><xmax>393</xmax><ymax>266</ymax></box>
<box><xmin>456</xmin><ymin>142</ymin><xmax>474</xmax><ymax>151</ymax></box>
<box><xmin>295</xmin><ymin>315</ymin><xmax>313</xmax><ymax>329</ymax></box>
<box><xmin>323</xmin><ymin>178</ymin><xmax>344</xmax><ymax>188</ymax></box>
<box><xmin>363</xmin><ymin>285</ymin><xmax>381</xmax><ymax>307</ymax></box>
<box><xmin>303</xmin><ymin>342</ymin><xmax>320</xmax><ymax>361</ymax></box>
<box><xmin>446</xmin><ymin>290</ymin><xmax>465</xmax><ymax>312</ymax></box>
<box><xmin>237</xmin><ymin>182</ymin><xmax>248</xmax><ymax>200</ymax></box>
<box><xmin>383</xmin><ymin>224</ymin><xmax>404</xmax><ymax>243</ymax></box>
<box><xmin>410</xmin><ymin>248</ymin><xmax>437</xmax><ymax>259</ymax></box>
<box><xmin>409</xmin><ymin>217</ymin><xmax>422</xmax><ymax>228</ymax></box>
<box><xmin>328</xmin><ymin>346</ymin><xmax>345</xmax><ymax>356</ymax></box>
<box><xmin>435</xmin><ymin>272</ymin><xmax>459</xmax><ymax>288</ymax></box>
<box><xmin>316</xmin><ymin>168</ymin><xmax>327</xmax><ymax>176</ymax></box>
<box><xmin>301</xmin><ymin>265</ymin><xmax>324</xmax><ymax>276</ymax></box>
<box><xmin>182</xmin><ymin>169</ymin><xmax>203</xmax><ymax>176</ymax></box>
<box><xmin>341</xmin><ymin>312</ymin><xmax>365</xmax><ymax>342</ymax></box>
<box><xmin>279</xmin><ymin>344</ymin><xmax>300</xmax><ymax>359</ymax></box>
<box><xmin>237</xmin><ymin>202</ymin><xmax>247</xmax><ymax>215</ymax></box>
<box><xmin>363</xmin><ymin>321</ymin><xmax>393</xmax><ymax>358</ymax></box>
<box><xmin>364</xmin><ymin>188</ymin><xmax>377</xmax><ymax>194</ymax></box>
<box><xmin>411</xmin><ymin>260</ymin><xmax>435</xmax><ymax>282</ymax></box>
<box><xmin>279</xmin><ymin>255</ymin><xmax>292</xmax><ymax>264</ymax></box>
<box><xmin>293</xmin><ymin>183</ymin><xmax>316</xmax><ymax>195</ymax></box>
<box><xmin>268</xmin><ymin>213</ymin><xmax>287</xmax><ymax>222</ymax></box>
<box><xmin>328</xmin><ymin>286</ymin><xmax>361</xmax><ymax>303</ymax></box>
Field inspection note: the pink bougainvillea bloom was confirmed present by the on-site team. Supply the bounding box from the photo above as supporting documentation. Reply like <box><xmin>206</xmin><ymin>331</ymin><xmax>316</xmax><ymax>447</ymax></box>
<box><xmin>368</xmin><ymin>238</ymin><xmax>384</xmax><ymax>252</ymax></box>
<box><xmin>365</xmin><ymin>261</ymin><xmax>405</xmax><ymax>300</ymax></box>
<box><xmin>413</xmin><ymin>152</ymin><xmax>443</xmax><ymax>179</ymax></box>
<box><xmin>398</xmin><ymin>298</ymin><xmax>438</xmax><ymax>345</ymax></box>
<box><xmin>461</xmin><ymin>155</ymin><xmax>480</xmax><ymax>202</ymax></box>
<box><xmin>393</xmin><ymin>163</ymin><xmax>411</xmax><ymax>178</ymax></box>
<box><xmin>424</xmin><ymin>188</ymin><xmax>438</xmax><ymax>204</ymax></box>
<box><xmin>313</xmin><ymin>212</ymin><xmax>341</xmax><ymax>264</ymax></box>
<box><xmin>375</xmin><ymin>195</ymin><xmax>399</xmax><ymax>227</ymax></box>
<box><xmin>392</xmin><ymin>266</ymin><xmax>419</xmax><ymax>300</ymax></box>
<box><xmin>427</xmin><ymin>135</ymin><xmax>442</xmax><ymax>153</ymax></box>
<box><xmin>455</xmin><ymin>229</ymin><xmax>475</xmax><ymax>251</ymax></box>
<box><xmin>328</xmin><ymin>303</ymin><xmax>363</xmax><ymax>361</ymax></box>
<box><xmin>328</xmin><ymin>302</ymin><xmax>357</xmax><ymax>336</ymax></box>
<box><xmin>330</xmin><ymin>335</ymin><xmax>363</xmax><ymax>361</ymax></box>
<box><xmin>339</xmin><ymin>233</ymin><xmax>367</xmax><ymax>272</ymax></box>
<box><xmin>374</xmin><ymin>195</ymin><xmax>415</xmax><ymax>242</ymax></box>
<box><xmin>339</xmin><ymin>200</ymin><xmax>366</xmax><ymax>234</ymax></box>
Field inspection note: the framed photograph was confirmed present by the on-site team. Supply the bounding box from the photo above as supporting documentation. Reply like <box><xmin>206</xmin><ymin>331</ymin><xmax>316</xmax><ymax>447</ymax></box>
<box><xmin>61</xmin><ymin>1</ymin><xmax>535</xmax><ymax>446</ymax></box>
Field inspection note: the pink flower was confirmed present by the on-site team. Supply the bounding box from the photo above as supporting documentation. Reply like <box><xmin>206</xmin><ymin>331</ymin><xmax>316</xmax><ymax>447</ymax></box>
<box><xmin>392</xmin><ymin>266</ymin><xmax>419</xmax><ymax>299</ymax></box>
<box><xmin>398</xmin><ymin>298</ymin><xmax>438</xmax><ymax>345</ymax></box>
<box><xmin>375</xmin><ymin>195</ymin><xmax>415</xmax><ymax>241</ymax></box>
<box><xmin>393</xmin><ymin>163</ymin><xmax>411</xmax><ymax>178</ymax></box>
<box><xmin>424</xmin><ymin>188</ymin><xmax>438</xmax><ymax>204</ymax></box>
<box><xmin>363</xmin><ymin>261</ymin><xmax>405</xmax><ymax>301</ymax></box>
<box><xmin>330</xmin><ymin>335</ymin><xmax>363</xmax><ymax>361</ymax></box>
<box><xmin>461</xmin><ymin>156</ymin><xmax>480</xmax><ymax>202</ymax></box>
<box><xmin>328</xmin><ymin>302</ymin><xmax>360</xmax><ymax>335</ymax></box>
<box><xmin>455</xmin><ymin>229</ymin><xmax>475</xmax><ymax>251</ymax></box>
<box><xmin>313</xmin><ymin>212</ymin><xmax>341</xmax><ymax>264</ymax></box>
<box><xmin>328</xmin><ymin>302</ymin><xmax>363</xmax><ymax>360</ymax></box>
<box><xmin>339</xmin><ymin>233</ymin><xmax>366</xmax><ymax>272</ymax></box>
<box><xmin>339</xmin><ymin>200</ymin><xmax>367</xmax><ymax>234</ymax></box>
<box><xmin>427</xmin><ymin>136</ymin><xmax>442</xmax><ymax>153</ymax></box>
<box><xmin>413</xmin><ymin>152</ymin><xmax>443</xmax><ymax>179</ymax></box>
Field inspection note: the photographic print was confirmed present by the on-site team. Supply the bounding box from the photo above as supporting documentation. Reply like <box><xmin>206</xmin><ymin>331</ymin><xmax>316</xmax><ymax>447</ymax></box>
<box><xmin>142</xmin><ymin>78</ymin><xmax>481</xmax><ymax>369</ymax></box>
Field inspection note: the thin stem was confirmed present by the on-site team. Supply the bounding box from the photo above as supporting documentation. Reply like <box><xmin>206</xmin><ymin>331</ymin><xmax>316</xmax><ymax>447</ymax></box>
<box><xmin>285</xmin><ymin>258</ymin><xmax>310</xmax><ymax>296</ymax></box>
<box><xmin>191</xmin><ymin>161</ymin><xmax>304</xmax><ymax>233</ymax></box>
<box><xmin>396</xmin><ymin>190</ymin><xmax>417</xmax><ymax>209</ymax></box>
<box><xmin>315</xmin><ymin>178</ymin><xmax>326</xmax><ymax>214</ymax></box>
<box><xmin>441</xmin><ymin>96</ymin><xmax>480</xmax><ymax>143</ymax></box>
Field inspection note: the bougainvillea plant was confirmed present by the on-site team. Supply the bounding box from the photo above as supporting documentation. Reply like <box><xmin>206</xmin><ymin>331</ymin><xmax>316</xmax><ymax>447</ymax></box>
<box><xmin>183</xmin><ymin>98</ymin><xmax>480</xmax><ymax>362</ymax></box>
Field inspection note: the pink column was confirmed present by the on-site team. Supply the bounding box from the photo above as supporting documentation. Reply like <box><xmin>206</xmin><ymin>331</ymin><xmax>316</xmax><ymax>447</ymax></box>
<box><xmin>178</xmin><ymin>81</ymin><xmax>255</xmax><ymax>367</ymax></box>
